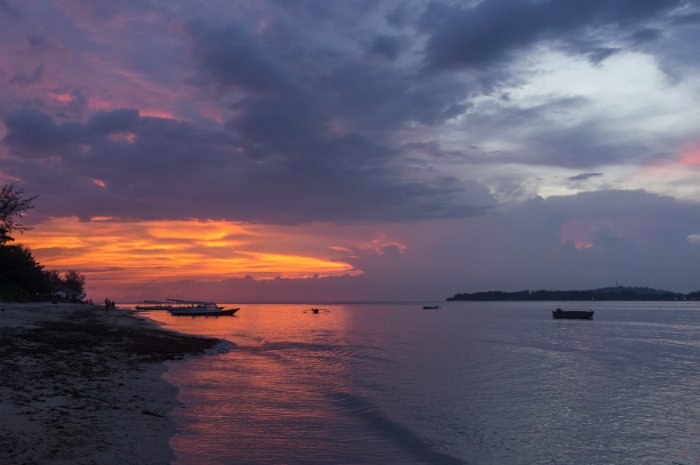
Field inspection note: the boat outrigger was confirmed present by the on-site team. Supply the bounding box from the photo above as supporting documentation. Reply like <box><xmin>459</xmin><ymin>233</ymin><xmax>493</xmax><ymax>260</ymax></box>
<box><xmin>166</xmin><ymin>300</ymin><xmax>239</xmax><ymax>316</ymax></box>
<box><xmin>552</xmin><ymin>308</ymin><xmax>594</xmax><ymax>320</ymax></box>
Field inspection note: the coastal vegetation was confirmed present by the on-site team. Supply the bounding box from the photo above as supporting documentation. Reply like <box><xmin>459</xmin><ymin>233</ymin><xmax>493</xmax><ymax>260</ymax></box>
<box><xmin>0</xmin><ymin>184</ymin><xmax>85</xmax><ymax>301</ymax></box>
<box><xmin>447</xmin><ymin>286</ymin><xmax>700</xmax><ymax>301</ymax></box>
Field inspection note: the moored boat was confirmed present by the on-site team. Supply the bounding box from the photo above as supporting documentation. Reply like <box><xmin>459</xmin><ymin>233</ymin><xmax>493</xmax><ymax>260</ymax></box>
<box><xmin>167</xmin><ymin>301</ymin><xmax>239</xmax><ymax>316</ymax></box>
<box><xmin>552</xmin><ymin>308</ymin><xmax>594</xmax><ymax>319</ymax></box>
<box><xmin>304</xmin><ymin>308</ymin><xmax>329</xmax><ymax>314</ymax></box>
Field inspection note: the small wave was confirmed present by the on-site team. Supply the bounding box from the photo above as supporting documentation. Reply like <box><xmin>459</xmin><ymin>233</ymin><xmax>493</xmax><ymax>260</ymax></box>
<box><xmin>205</xmin><ymin>339</ymin><xmax>236</xmax><ymax>355</ymax></box>
<box><xmin>258</xmin><ymin>341</ymin><xmax>335</xmax><ymax>351</ymax></box>
<box><xmin>325</xmin><ymin>391</ymin><xmax>466</xmax><ymax>465</ymax></box>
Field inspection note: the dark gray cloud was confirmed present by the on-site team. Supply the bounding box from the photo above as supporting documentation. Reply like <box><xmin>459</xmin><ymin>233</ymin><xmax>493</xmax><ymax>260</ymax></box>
<box><xmin>188</xmin><ymin>23</ymin><xmax>295</xmax><ymax>95</ymax></box>
<box><xmin>421</xmin><ymin>0</ymin><xmax>687</xmax><ymax>70</ymax></box>
<box><xmin>2</xmin><ymin>107</ymin><xmax>493</xmax><ymax>223</ymax></box>
<box><xmin>369</xmin><ymin>34</ymin><xmax>403</xmax><ymax>60</ymax></box>
<box><xmin>587</xmin><ymin>47</ymin><xmax>621</xmax><ymax>64</ymax></box>
<box><xmin>629</xmin><ymin>27</ymin><xmax>663</xmax><ymax>43</ymax></box>
<box><xmin>0</xmin><ymin>0</ymin><xmax>19</xmax><ymax>17</ymax></box>
<box><xmin>568</xmin><ymin>172</ymin><xmax>603</xmax><ymax>182</ymax></box>
<box><xmin>673</xmin><ymin>10</ymin><xmax>700</xmax><ymax>25</ymax></box>
<box><xmin>9</xmin><ymin>64</ymin><xmax>44</xmax><ymax>85</ymax></box>
<box><xmin>187</xmin><ymin>17</ymin><xmax>472</xmax><ymax>136</ymax></box>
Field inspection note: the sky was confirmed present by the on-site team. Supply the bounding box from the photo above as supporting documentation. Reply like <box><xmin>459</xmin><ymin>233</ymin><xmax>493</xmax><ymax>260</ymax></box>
<box><xmin>2</xmin><ymin>0</ymin><xmax>700</xmax><ymax>301</ymax></box>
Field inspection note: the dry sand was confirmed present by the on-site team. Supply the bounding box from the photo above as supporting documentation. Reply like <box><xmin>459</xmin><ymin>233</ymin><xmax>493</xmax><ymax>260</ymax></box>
<box><xmin>0</xmin><ymin>302</ymin><xmax>220</xmax><ymax>465</ymax></box>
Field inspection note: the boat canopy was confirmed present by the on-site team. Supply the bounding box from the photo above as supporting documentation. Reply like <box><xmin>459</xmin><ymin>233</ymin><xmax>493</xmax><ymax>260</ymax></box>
<box><xmin>166</xmin><ymin>299</ymin><xmax>217</xmax><ymax>304</ymax></box>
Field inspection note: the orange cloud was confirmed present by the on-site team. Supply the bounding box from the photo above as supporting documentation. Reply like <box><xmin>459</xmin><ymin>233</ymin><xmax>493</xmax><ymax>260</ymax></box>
<box><xmin>47</xmin><ymin>92</ymin><xmax>75</xmax><ymax>104</ymax></box>
<box><xmin>140</xmin><ymin>110</ymin><xmax>177</xmax><ymax>120</ymax></box>
<box><xmin>21</xmin><ymin>218</ymin><xmax>355</xmax><ymax>287</ymax></box>
<box><xmin>87</xmin><ymin>100</ymin><xmax>177</xmax><ymax>121</ymax></box>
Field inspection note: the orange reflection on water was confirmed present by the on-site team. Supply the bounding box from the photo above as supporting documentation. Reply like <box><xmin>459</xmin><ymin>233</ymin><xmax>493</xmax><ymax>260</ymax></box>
<box><xmin>158</xmin><ymin>304</ymin><xmax>354</xmax><ymax>431</ymax></box>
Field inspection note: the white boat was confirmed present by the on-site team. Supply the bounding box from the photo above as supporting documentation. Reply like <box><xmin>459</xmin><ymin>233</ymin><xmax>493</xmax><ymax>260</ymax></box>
<box><xmin>166</xmin><ymin>300</ymin><xmax>239</xmax><ymax>316</ymax></box>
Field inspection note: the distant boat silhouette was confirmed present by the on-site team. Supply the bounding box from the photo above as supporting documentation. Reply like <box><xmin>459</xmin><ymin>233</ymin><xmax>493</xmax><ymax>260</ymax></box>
<box><xmin>552</xmin><ymin>308</ymin><xmax>594</xmax><ymax>319</ymax></box>
<box><xmin>422</xmin><ymin>305</ymin><xmax>439</xmax><ymax>310</ymax></box>
<box><xmin>304</xmin><ymin>308</ymin><xmax>329</xmax><ymax>314</ymax></box>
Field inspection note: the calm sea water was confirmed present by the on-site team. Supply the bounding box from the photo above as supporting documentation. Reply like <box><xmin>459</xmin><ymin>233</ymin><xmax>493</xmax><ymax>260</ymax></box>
<box><xmin>142</xmin><ymin>302</ymin><xmax>700</xmax><ymax>465</ymax></box>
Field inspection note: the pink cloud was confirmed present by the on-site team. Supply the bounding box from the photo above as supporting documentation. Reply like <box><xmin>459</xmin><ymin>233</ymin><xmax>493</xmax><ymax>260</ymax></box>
<box><xmin>679</xmin><ymin>146</ymin><xmax>700</xmax><ymax>167</ymax></box>
<box><xmin>91</xmin><ymin>178</ymin><xmax>107</xmax><ymax>188</ymax></box>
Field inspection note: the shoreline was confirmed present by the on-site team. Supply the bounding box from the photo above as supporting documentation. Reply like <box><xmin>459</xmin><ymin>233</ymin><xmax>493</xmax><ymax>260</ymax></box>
<box><xmin>0</xmin><ymin>302</ymin><xmax>220</xmax><ymax>465</ymax></box>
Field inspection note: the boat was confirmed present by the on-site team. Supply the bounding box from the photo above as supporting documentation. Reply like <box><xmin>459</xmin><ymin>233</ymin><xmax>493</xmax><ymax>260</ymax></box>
<box><xmin>134</xmin><ymin>300</ymin><xmax>173</xmax><ymax>310</ymax></box>
<box><xmin>304</xmin><ymin>308</ymin><xmax>329</xmax><ymax>314</ymax></box>
<box><xmin>552</xmin><ymin>308</ymin><xmax>594</xmax><ymax>320</ymax></box>
<box><xmin>167</xmin><ymin>300</ymin><xmax>239</xmax><ymax>316</ymax></box>
<box><xmin>422</xmin><ymin>305</ymin><xmax>440</xmax><ymax>310</ymax></box>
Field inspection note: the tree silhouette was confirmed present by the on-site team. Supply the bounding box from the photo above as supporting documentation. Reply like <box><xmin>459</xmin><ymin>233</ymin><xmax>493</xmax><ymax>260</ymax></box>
<box><xmin>0</xmin><ymin>243</ymin><xmax>47</xmax><ymax>299</ymax></box>
<box><xmin>0</xmin><ymin>183</ymin><xmax>37</xmax><ymax>244</ymax></box>
<box><xmin>0</xmin><ymin>184</ymin><xmax>58</xmax><ymax>301</ymax></box>
<box><xmin>64</xmin><ymin>270</ymin><xmax>86</xmax><ymax>298</ymax></box>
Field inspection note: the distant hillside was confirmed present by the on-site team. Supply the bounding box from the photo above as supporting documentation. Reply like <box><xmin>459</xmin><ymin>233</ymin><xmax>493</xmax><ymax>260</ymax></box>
<box><xmin>447</xmin><ymin>286</ymin><xmax>692</xmax><ymax>301</ymax></box>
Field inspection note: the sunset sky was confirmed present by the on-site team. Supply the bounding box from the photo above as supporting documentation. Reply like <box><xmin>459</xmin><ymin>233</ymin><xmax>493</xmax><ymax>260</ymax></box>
<box><xmin>2</xmin><ymin>0</ymin><xmax>700</xmax><ymax>301</ymax></box>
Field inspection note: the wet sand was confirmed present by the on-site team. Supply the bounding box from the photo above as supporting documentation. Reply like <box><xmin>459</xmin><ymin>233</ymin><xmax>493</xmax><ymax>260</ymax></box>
<box><xmin>0</xmin><ymin>302</ymin><xmax>220</xmax><ymax>465</ymax></box>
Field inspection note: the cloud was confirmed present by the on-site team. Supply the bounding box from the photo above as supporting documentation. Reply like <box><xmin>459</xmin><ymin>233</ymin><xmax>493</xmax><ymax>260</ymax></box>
<box><xmin>23</xmin><ymin>217</ymin><xmax>356</xmax><ymax>285</ymax></box>
<box><xmin>2</xmin><ymin>107</ymin><xmax>494</xmax><ymax>223</ymax></box>
<box><xmin>568</xmin><ymin>172</ymin><xmax>604</xmax><ymax>182</ymax></box>
<box><xmin>675</xmin><ymin>12</ymin><xmax>700</xmax><ymax>25</ymax></box>
<box><xmin>188</xmin><ymin>23</ymin><xmax>295</xmax><ymax>95</ymax></box>
<box><xmin>9</xmin><ymin>64</ymin><xmax>44</xmax><ymax>85</ymax></box>
<box><xmin>187</xmin><ymin>17</ymin><xmax>473</xmax><ymax>136</ymax></box>
<box><xmin>417</xmin><ymin>189</ymin><xmax>700</xmax><ymax>294</ymax></box>
<box><xmin>0</xmin><ymin>0</ymin><xmax>19</xmax><ymax>18</ymax></box>
<box><xmin>368</xmin><ymin>34</ymin><xmax>404</xmax><ymax>60</ymax></box>
<box><xmin>421</xmin><ymin>0</ymin><xmax>685</xmax><ymax>70</ymax></box>
<box><xmin>81</xmin><ymin>188</ymin><xmax>700</xmax><ymax>301</ymax></box>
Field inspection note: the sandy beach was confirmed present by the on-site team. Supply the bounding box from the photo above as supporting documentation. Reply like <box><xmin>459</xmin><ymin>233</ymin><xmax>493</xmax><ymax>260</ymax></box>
<box><xmin>0</xmin><ymin>302</ymin><xmax>220</xmax><ymax>465</ymax></box>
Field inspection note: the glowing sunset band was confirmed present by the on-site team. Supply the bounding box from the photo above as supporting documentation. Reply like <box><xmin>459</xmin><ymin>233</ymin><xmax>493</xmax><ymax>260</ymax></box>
<box><xmin>22</xmin><ymin>217</ymin><xmax>355</xmax><ymax>283</ymax></box>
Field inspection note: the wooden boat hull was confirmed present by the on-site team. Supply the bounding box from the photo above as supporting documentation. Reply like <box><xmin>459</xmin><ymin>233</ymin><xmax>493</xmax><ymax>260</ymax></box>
<box><xmin>169</xmin><ymin>308</ymin><xmax>239</xmax><ymax>316</ymax></box>
<box><xmin>552</xmin><ymin>309</ymin><xmax>594</xmax><ymax>319</ymax></box>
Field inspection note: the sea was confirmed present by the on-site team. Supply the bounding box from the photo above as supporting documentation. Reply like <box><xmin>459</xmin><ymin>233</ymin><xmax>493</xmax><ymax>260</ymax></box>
<box><xmin>141</xmin><ymin>301</ymin><xmax>700</xmax><ymax>465</ymax></box>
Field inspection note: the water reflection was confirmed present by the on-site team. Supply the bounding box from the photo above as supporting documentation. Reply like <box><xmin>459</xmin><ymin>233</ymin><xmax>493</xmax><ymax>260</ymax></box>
<box><xmin>141</xmin><ymin>302</ymin><xmax>700</xmax><ymax>465</ymax></box>
<box><xmin>157</xmin><ymin>305</ymin><xmax>434</xmax><ymax>465</ymax></box>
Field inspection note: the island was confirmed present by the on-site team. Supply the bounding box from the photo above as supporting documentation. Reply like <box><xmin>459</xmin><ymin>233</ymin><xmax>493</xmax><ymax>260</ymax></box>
<box><xmin>447</xmin><ymin>286</ymin><xmax>700</xmax><ymax>301</ymax></box>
